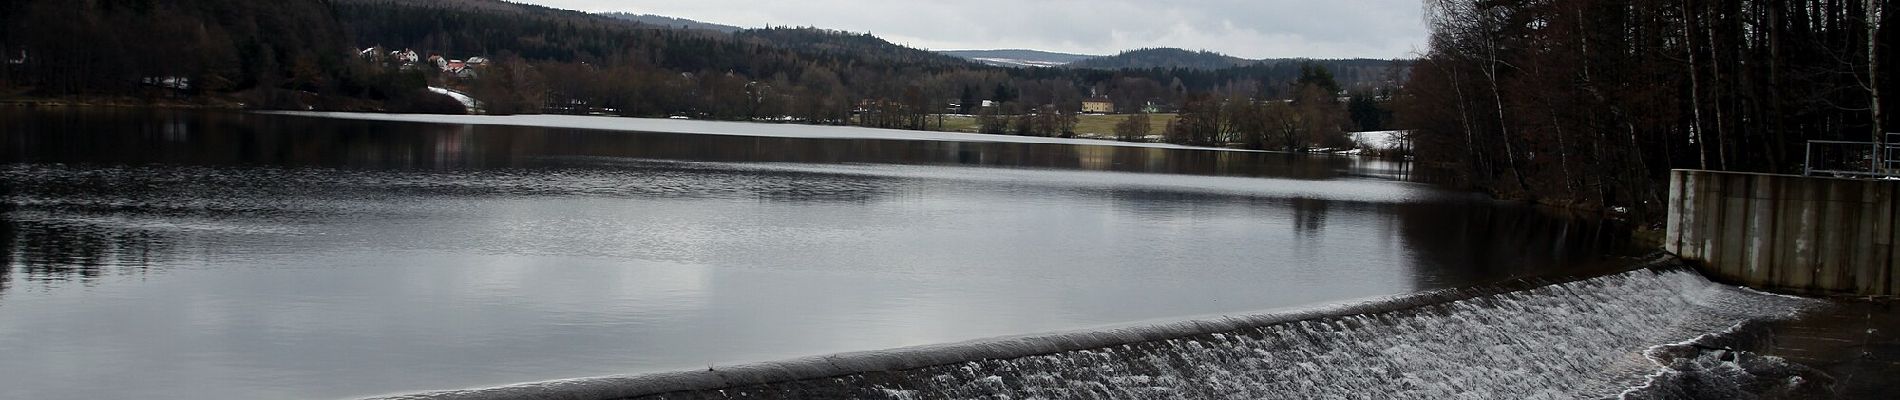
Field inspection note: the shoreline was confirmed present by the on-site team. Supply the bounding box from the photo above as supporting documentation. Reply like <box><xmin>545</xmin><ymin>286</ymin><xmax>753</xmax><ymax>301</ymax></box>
<box><xmin>263</xmin><ymin>110</ymin><xmax>1271</xmax><ymax>153</ymax></box>
<box><xmin>4</xmin><ymin>100</ymin><xmax>1413</xmax><ymax>160</ymax></box>
<box><xmin>0</xmin><ymin>97</ymin><xmax>240</xmax><ymax>110</ymax></box>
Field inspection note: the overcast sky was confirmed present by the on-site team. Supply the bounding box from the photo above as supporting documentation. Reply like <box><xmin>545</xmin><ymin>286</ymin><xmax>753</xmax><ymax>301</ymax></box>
<box><xmin>515</xmin><ymin>0</ymin><xmax>1428</xmax><ymax>59</ymax></box>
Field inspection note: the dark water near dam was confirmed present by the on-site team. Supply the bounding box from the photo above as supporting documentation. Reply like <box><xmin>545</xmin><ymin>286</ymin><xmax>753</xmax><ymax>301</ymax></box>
<box><xmin>1</xmin><ymin>109</ymin><xmax>1643</xmax><ymax>399</ymax></box>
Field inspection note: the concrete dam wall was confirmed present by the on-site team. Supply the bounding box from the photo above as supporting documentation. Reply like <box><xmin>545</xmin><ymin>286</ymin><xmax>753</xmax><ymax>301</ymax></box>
<box><xmin>1665</xmin><ymin>169</ymin><xmax>1899</xmax><ymax>296</ymax></box>
<box><xmin>370</xmin><ymin>259</ymin><xmax>1820</xmax><ymax>399</ymax></box>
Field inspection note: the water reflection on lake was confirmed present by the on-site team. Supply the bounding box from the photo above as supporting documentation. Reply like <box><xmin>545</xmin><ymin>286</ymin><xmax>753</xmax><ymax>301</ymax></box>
<box><xmin>0</xmin><ymin>109</ymin><xmax>1632</xmax><ymax>399</ymax></box>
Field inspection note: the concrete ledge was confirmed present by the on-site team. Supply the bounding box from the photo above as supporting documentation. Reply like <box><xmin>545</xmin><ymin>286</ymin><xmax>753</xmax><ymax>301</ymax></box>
<box><xmin>1665</xmin><ymin>169</ymin><xmax>1898</xmax><ymax>296</ymax></box>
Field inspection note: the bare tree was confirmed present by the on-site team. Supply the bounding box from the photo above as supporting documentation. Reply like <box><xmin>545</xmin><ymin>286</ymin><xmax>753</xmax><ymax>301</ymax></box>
<box><xmin>1115</xmin><ymin>112</ymin><xmax>1152</xmax><ymax>142</ymax></box>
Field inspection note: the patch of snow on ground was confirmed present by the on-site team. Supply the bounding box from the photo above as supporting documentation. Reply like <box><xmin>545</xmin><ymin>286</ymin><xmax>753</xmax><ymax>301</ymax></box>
<box><xmin>426</xmin><ymin>87</ymin><xmax>480</xmax><ymax>112</ymax></box>
<box><xmin>1351</xmin><ymin>130</ymin><xmax>1408</xmax><ymax>151</ymax></box>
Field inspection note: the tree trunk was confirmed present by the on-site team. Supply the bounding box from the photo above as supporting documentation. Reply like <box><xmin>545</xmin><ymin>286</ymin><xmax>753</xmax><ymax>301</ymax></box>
<box><xmin>1449</xmin><ymin>66</ymin><xmax>1486</xmax><ymax>181</ymax></box>
<box><xmin>1685</xmin><ymin>1</ymin><xmax>1710</xmax><ymax>170</ymax></box>
<box><xmin>1707</xmin><ymin>1</ymin><xmax>1730</xmax><ymax>170</ymax></box>
<box><xmin>1549</xmin><ymin>100</ymin><xmax>1575</xmax><ymax>199</ymax></box>
<box><xmin>1488</xmin><ymin>72</ymin><xmax>1526</xmax><ymax>194</ymax></box>
<box><xmin>1768</xmin><ymin>4</ymin><xmax>1787</xmax><ymax>171</ymax></box>
<box><xmin>1871</xmin><ymin>0</ymin><xmax>1885</xmax><ymax>170</ymax></box>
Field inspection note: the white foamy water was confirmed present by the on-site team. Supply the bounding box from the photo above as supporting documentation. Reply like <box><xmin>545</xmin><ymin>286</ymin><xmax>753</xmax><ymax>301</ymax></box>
<box><xmin>827</xmin><ymin>269</ymin><xmax>1813</xmax><ymax>399</ymax></box>
<box><xmin>387</xmin><ymin>267</ymin><xmax>1818</xmax><ymax>399</ymax></box>
<box><xmin>858</xmin><ymin>269</ymin><xmax>1810</xmax><ymax>400</ymax></box>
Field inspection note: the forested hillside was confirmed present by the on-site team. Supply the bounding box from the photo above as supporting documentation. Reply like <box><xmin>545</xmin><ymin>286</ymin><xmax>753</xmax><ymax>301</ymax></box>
<box><xmin>1061</xmin><ymin>48</ymin><xmax>1406</xmax><ymax>95</ymax></box>
<box><xmin>326</xmin><ymin>0</ymin><xmax>1411</xmax><ymax>132</ymax></box>
<box><xmin>0</xmin><ymin>0</ymin><xmax>467</xmax><ymax>111</ymax></box>
<box><xmin>600</xmin><ymin>13</ymin><xmax>742</xmax><ymax>33</ymax></box>
<box><xmin>1067</xmin><ymin>48</ymin><xmax>1255</xmax><ymax>70</ymax></box>
<box><xmin>2</xmin><ymin>0</ymin><xmax>1411</xmax><ymax>150</ymax></box>
<box><xmin>333</xmin><ymin>1</ymin><xmax>748</xmax><ymax>66</ymax></box>
<box><xmin>1</xmin><ymin>0</ymin><xmax>343</xmax><ymax>96</ymax></box>
<box><xmin>731</xmin><ymin>28</ymin><xmax>976</xmax><ymax>70</ymax></box>
<box><xmin>1399</xmin><ymin>0</ymin><xmax>1894</xmax><ymax>222</ymax></box>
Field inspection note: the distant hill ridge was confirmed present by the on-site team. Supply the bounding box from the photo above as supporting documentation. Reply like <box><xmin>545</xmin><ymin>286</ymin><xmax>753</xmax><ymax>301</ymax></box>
<box><xmin>5</xmin><ymin>0</ymin><xmax>1412</xmax><ymax>119</ymax></box>
<box><xmin>345</xmin><ymin>2</ymin><xmax>1363</xmax><ymax>74</ymax></box>
<box><xmin>938</xmin><ymin>49</ymin><xmax>1099</xmax><ymax>68</ymax></box>
<box><xmin>337</xmin><ymin>0</ymin><xmax>588</xmax><ymax>17</ymax></box>
<box><xmin>1066</xmin><ymin>48</ymin><xmax>1257</xmax><ymax>70</ymax></box>
<box><xmin>600</xmin><ymin>12</ymin><xmax>742</xmax><ymax>33</ymax></box>
<box><xmin>938</xmin><ymin>48</ymin><xmax>1335</xmax><ymax>71</ymax></box>
<box><xmin>734</xmin><ymin>27</ymin><xmax>976</xmax><ymax>68</ymax></box>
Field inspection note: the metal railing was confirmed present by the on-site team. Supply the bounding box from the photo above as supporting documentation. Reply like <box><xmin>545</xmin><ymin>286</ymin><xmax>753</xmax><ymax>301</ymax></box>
<box><xmin>1891</xmin><ymin>131</ymin><xmax>1900</xmax><ymax>173</ymax></box>
<box><xmin>1803</xmin><ymin>134</ymin><xmax>1900</xmax><ymax>178</ymax></box>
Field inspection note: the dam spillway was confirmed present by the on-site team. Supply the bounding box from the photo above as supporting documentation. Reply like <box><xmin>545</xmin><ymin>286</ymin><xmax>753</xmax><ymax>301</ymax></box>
<box><xmin>378</xmin><ymin>261</ymin><xmax>1823</xmax><ymax>400</ymax></box>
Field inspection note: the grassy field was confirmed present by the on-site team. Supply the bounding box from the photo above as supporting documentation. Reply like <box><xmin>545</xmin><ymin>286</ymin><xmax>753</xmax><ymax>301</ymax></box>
<box><xmin>1075</xmin><ymin>113</ymin><xmax>1176</xmax><ymax>137</ymax></box>
<box><xmin>927</xmin><ymin>113</ymin><xmax>1178</xmax><ymax>139</ymax></box>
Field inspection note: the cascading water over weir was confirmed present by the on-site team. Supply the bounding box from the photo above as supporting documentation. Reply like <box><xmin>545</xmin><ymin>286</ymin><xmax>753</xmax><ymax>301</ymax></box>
<box><xmin>373</xmin><ymin>257</ymin><xmax>1827</xmax><ymax>400</ymax></box>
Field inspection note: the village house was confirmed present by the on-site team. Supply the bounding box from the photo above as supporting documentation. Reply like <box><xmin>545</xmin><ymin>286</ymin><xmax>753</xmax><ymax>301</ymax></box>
<box><xmin>1081</xmin><ymin>97</ymin><xmax>1114</xmax><ymax>114</ymax></box>
<box><xmin>445</xmin><ymin>60</ymin><xmax>472</xmax><ymax>78</ymax></box>
<box><xmin>422</xmin><ymin>54</ymin><xmax>480</xmax><ymax>79</ymax></box>
<box><xmin>391</xmin><ymin>48</ymin><xmax>420</xmax><ymax>65</ymax></box>
<box><xmin>364</xmin><ymin>47</ymin><xmax>423</xmax><ymax>67</ymax></box>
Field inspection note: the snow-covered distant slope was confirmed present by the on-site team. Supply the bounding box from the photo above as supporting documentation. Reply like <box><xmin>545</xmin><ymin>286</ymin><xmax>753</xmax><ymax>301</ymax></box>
<box><xmin>967</xmin><ymin>58</ymin><xmax>1071</xmax><ymax>68</ymax></box>
<box><xmin>938</xmin><ymin>49</ymin><xmax>1098</xmax><ymax>68</ymax></box>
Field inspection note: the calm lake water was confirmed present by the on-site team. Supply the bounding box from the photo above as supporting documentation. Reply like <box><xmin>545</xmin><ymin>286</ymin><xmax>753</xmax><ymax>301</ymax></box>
<box><xmin>0</xmin><ymin>109</ymin><xmax>1633</xmax><ymax>399</ymax></box>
